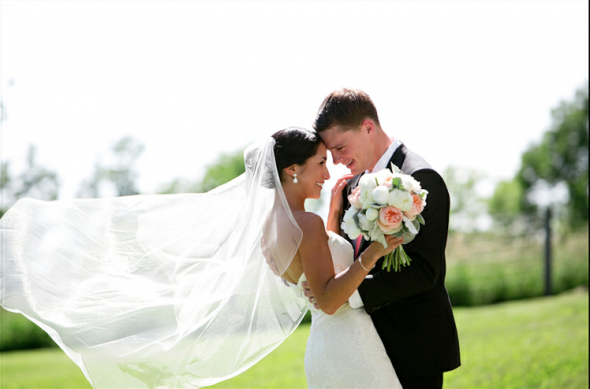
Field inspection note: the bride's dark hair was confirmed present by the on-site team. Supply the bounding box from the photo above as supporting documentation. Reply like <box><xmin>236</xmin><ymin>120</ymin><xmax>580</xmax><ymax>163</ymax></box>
<box><xmin>272</xmin><ymin>127</ymin><xmax>322</xmax><ymax>182</ymax></box>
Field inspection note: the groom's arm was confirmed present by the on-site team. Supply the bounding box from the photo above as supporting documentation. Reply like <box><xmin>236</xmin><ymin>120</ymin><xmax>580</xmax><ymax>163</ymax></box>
<box><xmin>357</xmin><ymin>169</ymin><xmax>450</xmax><ymax>313</ymax></box>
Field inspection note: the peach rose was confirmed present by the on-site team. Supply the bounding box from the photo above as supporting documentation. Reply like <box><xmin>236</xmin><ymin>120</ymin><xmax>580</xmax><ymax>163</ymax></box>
<box><xmin>380</xmin><ymin>175</ymin><xmax>393</xmax><ymax>188</ymax></box>
<box><xmin>377</xmin><ymin>206</ymin><xmax>404</xmax><ymax>234</ymax></box>
<box><xmin>348</xmin><ymin>187</ymin><xmax>363</xmax><ymax>209</ymax></box>
<box><xmin>404</xmin><ymin>193</ymin><xmax>425</xmax><ymax>220</ymax></box>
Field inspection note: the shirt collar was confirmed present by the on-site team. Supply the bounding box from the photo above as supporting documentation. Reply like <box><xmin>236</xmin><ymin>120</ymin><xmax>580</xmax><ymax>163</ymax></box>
<box><xmin>367</xmin><ymin>138</ymin><xmax>402</xmax><ymax>174</ymax></box>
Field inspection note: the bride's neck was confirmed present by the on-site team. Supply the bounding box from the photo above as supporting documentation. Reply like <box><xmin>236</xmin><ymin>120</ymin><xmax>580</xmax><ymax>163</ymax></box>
<box><xmin>282</xmin><ymin>186</ymin><xmax>306</xmax><ymax>213</ymax></box>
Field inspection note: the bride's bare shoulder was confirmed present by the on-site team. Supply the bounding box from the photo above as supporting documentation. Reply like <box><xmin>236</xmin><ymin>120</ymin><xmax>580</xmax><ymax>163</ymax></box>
<box><xmin>293</xmin><ymin>212</ymin><xmax>327</xmax><ymax>239</ymax></box>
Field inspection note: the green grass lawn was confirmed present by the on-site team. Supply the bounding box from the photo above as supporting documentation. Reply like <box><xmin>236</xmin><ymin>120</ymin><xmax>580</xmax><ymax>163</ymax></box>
<box><xmin>1</xmin><ymin>289</ymin><xmax>587</xmax><ymax>389</ymax></box>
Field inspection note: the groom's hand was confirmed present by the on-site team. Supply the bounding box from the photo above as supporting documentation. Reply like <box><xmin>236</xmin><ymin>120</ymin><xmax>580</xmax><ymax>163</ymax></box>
<box><xmin>301</xmin><ymin>281</ymin><xmax>319</xmax><ymax>309</ymax></box>
<box><xmin>261</xmin><ymin>237</ymin><xmax>280</xmax><ymax>276</ymax></box>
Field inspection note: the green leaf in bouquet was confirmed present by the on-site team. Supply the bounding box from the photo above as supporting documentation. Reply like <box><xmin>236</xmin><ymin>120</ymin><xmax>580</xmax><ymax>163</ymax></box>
<box><xmin>386</xmin><ymin>229</ymin><xmax>405</xmax><ymax>239</ymax></box>
<box><xmin>416</xmin><ymin>214</ymin><xmax>425</xmax><ymax>225</ymax></box>
<box><xmin>389</xmin><ymin>162</ymin><xmax>402</xmax><ymax>174</ymax></box>
<box><xmin>370</xmin><ymin>223</ymin><xmax>387</xmax><ymax>248</ymax></box>
<box><xmin>401</xmin><ymin>232</ymin><xmax>415</xmax><ymax>244</ymax></box>
<box><xmin>375</xmin><ymin>177</ymin><xmax>380</xmax><ymax>186</ymax></box>
<box><xmin>352</xmin><ymin>211</ymin><xmax>362</xmax><ymax>228</ymax></box>
<box><xmin>403</xmin><ymin>217</ymin><xmax>418</xmax><ymax>235</ymax></box>
<box><xmin>357</xmin><ymin>211</ymin><xmax>374</xmax><ymax>231</ymax></box>
<box><xmin>412</xmin><ymin>218</ymin><xmax>421</xmax><ymax>231</ymax></box>
<box><xmin>391</xmin><ymin>177</ymin><xmax>402</xmax><ymax>189</ymax></box>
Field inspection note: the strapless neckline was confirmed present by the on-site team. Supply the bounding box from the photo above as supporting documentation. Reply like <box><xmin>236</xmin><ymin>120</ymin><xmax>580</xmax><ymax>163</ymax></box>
<box><xmin>286</xmin><ymin>231</ymin><xmax>355</xmax><ymax>313</ymax></box>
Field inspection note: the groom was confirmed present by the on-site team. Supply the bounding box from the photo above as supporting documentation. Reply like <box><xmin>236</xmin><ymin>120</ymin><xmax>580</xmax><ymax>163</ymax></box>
<box><xmin>307</xmin><ymin>88</ymin><xmax>461</xmax><ymax>388</ymax></box>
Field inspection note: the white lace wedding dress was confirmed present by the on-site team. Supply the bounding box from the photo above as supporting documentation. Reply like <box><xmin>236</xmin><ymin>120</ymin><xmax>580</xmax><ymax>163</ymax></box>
<box><xmin>289</xmin><ymin>231</ymin><xmax>403</xmax><ymax>389</ymax></box>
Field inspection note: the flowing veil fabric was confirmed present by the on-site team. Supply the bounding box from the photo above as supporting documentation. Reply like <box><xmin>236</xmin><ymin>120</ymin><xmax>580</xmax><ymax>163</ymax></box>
<box><xmin>0</xmin><ymin>138</ymin><xmax>307</xmax><ymax>388</ymax></box>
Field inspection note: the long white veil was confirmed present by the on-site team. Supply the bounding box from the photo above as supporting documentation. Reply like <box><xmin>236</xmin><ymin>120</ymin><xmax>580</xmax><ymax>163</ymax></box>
<box><xmin>0</xmin><ymin>137</ymin><xmax>307</xmax><ymax>388</ymax></box>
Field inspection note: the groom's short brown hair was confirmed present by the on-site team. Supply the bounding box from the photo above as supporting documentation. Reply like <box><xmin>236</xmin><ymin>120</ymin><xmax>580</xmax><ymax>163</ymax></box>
<box><xmin>313</xmin><ymin>88</ymin><xmax>381</xmax><ymax>133</ymax></box>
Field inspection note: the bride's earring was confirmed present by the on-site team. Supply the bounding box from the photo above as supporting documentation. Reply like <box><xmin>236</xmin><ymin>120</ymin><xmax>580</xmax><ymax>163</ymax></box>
<box><xmin>293</xmin><ymin>174</ymin><xmax>298</xmax><ymax>184</ymax></box>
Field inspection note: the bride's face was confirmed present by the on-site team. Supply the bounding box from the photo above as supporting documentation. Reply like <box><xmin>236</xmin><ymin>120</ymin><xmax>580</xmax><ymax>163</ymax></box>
<box><xmin>295</xmin><ymin>142</ymin><xmax>331</xmax><ymax>200</ymax></box>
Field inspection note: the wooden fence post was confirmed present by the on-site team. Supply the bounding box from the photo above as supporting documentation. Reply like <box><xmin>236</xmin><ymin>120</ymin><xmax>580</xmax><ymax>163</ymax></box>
<box><xmin>544</xmin><ymin>207</ymin><xmax>552</xmax><ymax>296</ymax></box>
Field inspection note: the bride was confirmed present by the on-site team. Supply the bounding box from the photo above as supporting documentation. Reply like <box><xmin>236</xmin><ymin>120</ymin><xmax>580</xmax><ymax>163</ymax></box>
<box><xmin>264</xmin><ymin>128</ymin><xmax>403</xmax><ymax>388</ymax></box>
<box><xmin>0</xmin><ymin>127</ymin><xmax>402</xmax><ymax>388</ymax></box>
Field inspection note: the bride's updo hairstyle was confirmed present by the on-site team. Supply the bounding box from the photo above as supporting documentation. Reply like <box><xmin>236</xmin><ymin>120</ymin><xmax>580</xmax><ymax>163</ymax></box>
<box><xmin>272</xmin><ymin>127</ymin><xmax>322</xmax><ymax>183</ymax></box>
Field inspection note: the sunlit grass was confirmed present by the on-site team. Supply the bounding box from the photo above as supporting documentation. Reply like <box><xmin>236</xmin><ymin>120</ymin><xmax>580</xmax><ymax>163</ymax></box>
<box><xmin>1</xmin><ymin>290</ymin><xmax>587</xmax><ymax>388</ymax></box>
<box><xmin>445</xmin><ymin>287</ymin><xmax>588</xmax><ymax>389</ymax></box>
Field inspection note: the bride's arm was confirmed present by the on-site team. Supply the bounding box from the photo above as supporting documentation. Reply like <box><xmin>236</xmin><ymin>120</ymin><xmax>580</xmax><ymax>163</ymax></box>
<box><xmin>298</xmin><ymin>213</ymin><xmax>402</xmax><ymax>315</ymax></box>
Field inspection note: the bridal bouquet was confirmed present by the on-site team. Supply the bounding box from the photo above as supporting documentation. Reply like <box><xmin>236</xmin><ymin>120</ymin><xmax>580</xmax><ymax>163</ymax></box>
<box><xmin>341</xmin><ymin>164</ymin><xmax>428</xmax><ymax>272</ymax></box>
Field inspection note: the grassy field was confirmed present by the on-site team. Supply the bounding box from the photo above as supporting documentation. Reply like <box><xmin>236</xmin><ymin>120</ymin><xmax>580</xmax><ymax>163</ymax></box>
<box><xmin>445</xmin><ymin>227</ymin><xmax>588</xmax><ymax>306</ymax></box>
<box><xmin>1</xmin><ymin>289</ymin><xmax>587</xmax><ymax>389</ymax></box>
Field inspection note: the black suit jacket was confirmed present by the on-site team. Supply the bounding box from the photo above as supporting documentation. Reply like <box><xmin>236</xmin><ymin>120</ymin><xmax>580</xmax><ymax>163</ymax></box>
<box><xmin>342</xmin><ymin>143</ymin><xmax>461</xmax><ymax>377</ymax></box>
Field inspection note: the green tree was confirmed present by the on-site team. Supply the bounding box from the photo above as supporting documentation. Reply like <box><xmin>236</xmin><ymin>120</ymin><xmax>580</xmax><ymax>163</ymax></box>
<box><xmin>198</xmin><ymin>150</ymin><xmax>246</xmax><ymax>192</ymax></box>
<box><xmin>443</xmin><ymin>166</ymin><xmax>487</xmax><ymax>233</ymax></box>
<box><xmin>487</xmin><ymin>177</ymin><xmax>529</xmax><ymax>232</ymax></box>
<box><xmin>517</xmin><ymin>85</ymin><xmax>589</xmax><ymax>229</ymax></box>
<box><xmin>159</xmin><ymin>149</ymin><xmax>246</xmax><ymax>194</ymax></box>
<box><xmin>78</xmin><ymin>136</ymin><xmax>145</xmax><ymax>197</ymax></box>
<box><xmin>0</xmin><ymin>145</ymin><xmax>59</xmax><ymax>217</ymax></box>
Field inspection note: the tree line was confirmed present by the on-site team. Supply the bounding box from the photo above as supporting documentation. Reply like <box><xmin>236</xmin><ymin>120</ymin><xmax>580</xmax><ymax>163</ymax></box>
<box><xmin>2</xmin><ymin>84</ymin><xmax>588</xmax><ymax>233</ymax></box>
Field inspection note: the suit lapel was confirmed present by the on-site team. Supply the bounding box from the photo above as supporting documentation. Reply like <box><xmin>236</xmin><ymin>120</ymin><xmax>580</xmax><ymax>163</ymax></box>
<box><xmin>390</xmin><ymin>142</ymin><xmax>408</xmax><ymax>172</ymax></box>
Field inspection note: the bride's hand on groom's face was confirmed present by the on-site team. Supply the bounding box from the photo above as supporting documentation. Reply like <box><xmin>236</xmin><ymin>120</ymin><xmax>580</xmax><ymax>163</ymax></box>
<box><xmin>329</xmin><ymin>174</ymin><xmax>354</xmax><ymax>216</ymax></box>
<box><xmin>301</xmin><ymin>281</ymin><xmax>319</xmax><ymax>309</ymax></box>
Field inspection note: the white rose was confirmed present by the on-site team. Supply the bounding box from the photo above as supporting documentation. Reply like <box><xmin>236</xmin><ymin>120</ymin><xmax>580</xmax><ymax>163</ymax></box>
<box><xmin>375</xmin><ymin>169</ymin><xmax>394</xmax><ymax>183</ymax></box>
<box><xmin>359</xmin><ymin>174</ymin><xmax>378</xmax><ymax>191</ymax></box>
<box><xmin>341</xmin><ymin>219</ymin><xmax>361</xmax><ymax>240</ymax></box>
<box><xmin>358</xmin><ymin>212</ymin><xmax>373</xmax><ymax>231</ymax></box>
<box><xmin>372</xmin><ymin>186</ymin><xmax>390</xmax><ymax>205</ymax></box>
<box><xmin>401</xmin><ymin>175</ymin><xmax>421</xmax><ymax>192</ymax></box>
<box><xmin>366</xmin><ymin>207</ymin><xmax>379</xmax><ymax>222</ymax></box>
<box><xmin>420</xmin><ymin>189</ymin><xmax>428</xmax><ymax>204</ymax></box>
<box><xmin>359</xmin><ymin>190</ymin><xmax>374</xmax><ymax>209</ymax></box>
<box><xmin>388</xmin><ymin>189</ymin><xmax>413</xmax><ymax>212</ymax></box>
<box><xmin>343</xmin><ymin>207</ymin><xmax>359</xmax><ymax>224</ymax></box>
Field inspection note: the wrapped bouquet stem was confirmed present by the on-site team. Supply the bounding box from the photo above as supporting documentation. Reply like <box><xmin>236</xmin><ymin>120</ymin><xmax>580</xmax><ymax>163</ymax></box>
<box><xmin>342</xmin><ymin>163</ymin><xmax>428</xmax><ymax>272</ymax></box>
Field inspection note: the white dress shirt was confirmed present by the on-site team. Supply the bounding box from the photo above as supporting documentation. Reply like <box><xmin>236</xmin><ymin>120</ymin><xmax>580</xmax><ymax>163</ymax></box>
<box><xmin>348</xmin><ymin>137</ymin><xmax>401</xmax><ymax>308</ymax></box>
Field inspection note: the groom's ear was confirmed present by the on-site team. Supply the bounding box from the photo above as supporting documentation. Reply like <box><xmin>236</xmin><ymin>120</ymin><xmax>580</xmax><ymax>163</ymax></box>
<box><xmin>361</xmin><ymin>119</ymin><xmax>375</xmax><ymax>135</ymax></box>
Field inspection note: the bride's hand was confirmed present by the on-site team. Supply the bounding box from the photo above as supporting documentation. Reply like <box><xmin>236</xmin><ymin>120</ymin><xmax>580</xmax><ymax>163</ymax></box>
<box><xmin>302</xmin><ymin>281</ymin><xmax>319</xmax><ymax>309</ymax></box>
<box><xmin>329</xmin><ymin>174</ymin><xmax>354</xmax><ymax>216</ymax></box>
<box><xmin>363</xmin><ymin>235</ymin><xmax>404</xmax><ymax>264</ymax></box>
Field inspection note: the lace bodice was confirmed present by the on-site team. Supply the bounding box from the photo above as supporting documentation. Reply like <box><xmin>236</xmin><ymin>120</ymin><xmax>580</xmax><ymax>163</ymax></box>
<box><xmin>290</xmin><ymin>232</ymin><xmax>402</xmax><ymax>388</ymax></box>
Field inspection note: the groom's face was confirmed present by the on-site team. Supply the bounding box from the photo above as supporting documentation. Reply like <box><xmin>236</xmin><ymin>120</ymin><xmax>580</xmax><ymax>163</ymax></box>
<box><xmin>319</xmin><ymin>126</ymin><xmax>372</xmax><ymax>175</ymax></box>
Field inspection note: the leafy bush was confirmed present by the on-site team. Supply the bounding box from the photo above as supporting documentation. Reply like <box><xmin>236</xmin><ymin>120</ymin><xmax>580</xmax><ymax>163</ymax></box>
<box><xmin>0</xmin><ymin>308</ymin><xmax>57</xmax><ymax>351</ymax></box>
